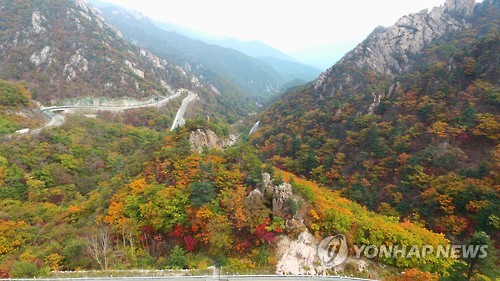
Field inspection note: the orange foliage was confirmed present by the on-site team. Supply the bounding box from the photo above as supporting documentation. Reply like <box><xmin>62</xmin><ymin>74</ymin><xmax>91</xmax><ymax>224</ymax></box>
<box><xmin>0</xmin><ymin>220</ymin><xmax>27</xmax><ymax>256</ymax></box>
<box><xmin>388</xmin><ymin>268</ymin><xmax>439</xmax><ymax>281</ymax></box>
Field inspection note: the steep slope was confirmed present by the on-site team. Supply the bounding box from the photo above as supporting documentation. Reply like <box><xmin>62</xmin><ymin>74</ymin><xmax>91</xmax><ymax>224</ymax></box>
<box><xmin>0</xmin><ymin>116</ymin><xmax>454</xmax><ymax>277</ymax></box>
<box><xmin>0</xmin><ymin>0</ymin><xmax>218</xmax><ymax>106</ymax></box>
<box><xmin>312</xmin><ymin>0</ymin><xmax>477</xmax><ymax>114</ymax></box>
<box><xmin>252</xmin><ymin>0</ymin><xmax>499</xmax><ymax>244</ymax></box>
<box><xmin>0</xmin><ymin>79</ymin><xmax>45</xmax><ymax>136</ymax></box>
<box><xmin>94</xmin><ymin>5</ymin><xmax>288</xmax><ymax>101</ymax></box>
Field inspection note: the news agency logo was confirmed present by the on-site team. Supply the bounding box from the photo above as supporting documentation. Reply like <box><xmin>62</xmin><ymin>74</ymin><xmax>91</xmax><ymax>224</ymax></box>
<box><xmin>317</xmin><ymin>234</ymin><xmax>349</xmax><ymax>267</ymax></box>
<box><xmin>317</xmin><ymin>234</ymin><xmax>489</xmax><ymax>268</ymax></box>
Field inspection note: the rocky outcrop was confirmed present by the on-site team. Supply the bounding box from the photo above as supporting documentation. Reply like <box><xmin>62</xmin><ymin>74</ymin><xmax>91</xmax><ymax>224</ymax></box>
<box><xmin>272</xmin><ymin>182</ymin><xmax>292</xmax><ymax>215</ymax></box>
<box><xmin>276</xmin><ymin>230</ymin><xmax>327</xmax><ymax>275</ymax></box>
<box><xmin>188</xmin><ymin>129</ymin><xmax>239</xmax><ymax>152</ymax></box>
<box><xmin>189</xmin><ymin>129</ymin><xmax>224</xmax><ymax>152</ymax></box>
<box><xmin>315</xmin><ymin>0</ymin><xmax>476</xmax><ymax>92</ymax></box>
<box><xmin>261</xmin><ymin>172</ymin><xmax>274</xmax><ymax>199</ymax></box>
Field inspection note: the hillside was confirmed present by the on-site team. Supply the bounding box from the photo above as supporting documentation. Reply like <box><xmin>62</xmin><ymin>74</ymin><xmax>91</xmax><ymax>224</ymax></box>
<box><xmin>145</xmin><ymin>19</ymin><xmax>322</xmax><ymax>84</ymax></box>
<box><xmin>252</xmin><ymin>0</ymin><xmax>499</xmax><ymax>249</ymax></box>
<box><xmin>0</xmin><ymin>0</ymin><xmax>498</xmax><ymax>279</ymax></box>
<box><xmin>0</xmin><ymin>115</ymin><xmax>456</xmax><ymax>278</ymax></box>
<box><xmin>0</xmin><ymin>0</ymin><xmax>249</xmax><ymax>121</ymax></box>
<box><xmin>0</xmin><ymin>79</ymin><xmax>45</xmax><ymax>136</ymax></box>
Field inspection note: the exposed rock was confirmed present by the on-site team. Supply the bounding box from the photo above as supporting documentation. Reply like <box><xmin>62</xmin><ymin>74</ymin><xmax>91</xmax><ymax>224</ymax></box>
<box><xmin>124</xmin><ymin>60</ymin><xmax>145</xmax><ymax>78</ymax></box>
<box><xmin>260</xmin><ymin>172</ymin><xmax>274</xmax><ymax>199</ymax></box>
<box><xmin>276</xmin><ymin>230</ymin><xmax>327</xmax><ymax>275</ymax></box>
<box><xmin>272</xmin><ymin>182</ymin><xmax>292</xmax><ymax>215</ymax></box>
<box><xmin>30</xmin><ymin>46</ymin><xmax>52</xmax><ymax>66</ymax></box>
<box><xmin>31</xmin><ymin>11</ymin><xmax>47</xmax><ymax>34</ymax></box>
<box><xmin>189</xmin><ymin>129</ymin><xmax>224</xmax><ymax>152</ymax></box>
<box><xmin>225</xmin><ymin>134</ymin><xmax>239</xmax><ymax>147</ymax></box>
<box><xmin>315</xmin><ymin>0</ymin><xmax>476</xmax><ymax>93</ymax></box>
<box><xmin>0</xmin><ymin>0</ymin><xmax>220</xmax><ymax>103</ymax></box>
<box><xmin>188</xmin><ymin>129</ymin><xmax>239</xmax><ymax>152</ymax></box>
<box><xmin>63</xmin><ymin>49</ymin><xmax>89</xmax><ymax>81</ymax></box>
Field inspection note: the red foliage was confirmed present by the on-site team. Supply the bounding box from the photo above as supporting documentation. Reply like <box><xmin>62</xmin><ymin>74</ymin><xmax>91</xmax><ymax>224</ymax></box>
<box><xmin>184</xmin><ymin>235</ymin><xmax>197</xmax><ymax>252</ymax></box>
<box><xmin>236</xmin><ymin>241</ymin><xmax>251</xmax><ymax>252</ymax></box>
<box><xmin>254</xmin><ymin>219</ymin><xmax>275</xmax><ymax>244</ymax></box>
<box><xmin>457</xmin><ymin>131</ymin><xmax>472</xmax><ymax>145</ymax></box>
<box><xmin>0</xmin><ymin>270</ymin><xmax>9</xmax><ymax>279</ymax></box>
<box><xmin>169</xmin><ymin>224</ymin><xmax>185</xmax><ymax>238</ymax></box>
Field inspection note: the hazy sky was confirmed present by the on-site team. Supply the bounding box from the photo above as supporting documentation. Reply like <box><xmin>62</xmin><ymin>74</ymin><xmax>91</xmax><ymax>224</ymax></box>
<box><xmin>96</xmin><ymin>0</ymin><xmax>451</xmax><ymax>52</ymax></box>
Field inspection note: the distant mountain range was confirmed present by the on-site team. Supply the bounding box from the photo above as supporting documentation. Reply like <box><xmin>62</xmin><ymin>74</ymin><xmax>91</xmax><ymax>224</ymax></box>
<box><xmin>90</xmin><ymin>1</ymin><xmax>321</xmax><ymax>101</ymax></box>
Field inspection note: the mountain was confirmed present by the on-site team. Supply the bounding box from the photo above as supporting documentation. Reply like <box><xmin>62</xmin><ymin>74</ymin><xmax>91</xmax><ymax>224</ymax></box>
<box><xmin>257</xmin><ymin>56</ymin><xmax>320</xmax><ymax>84</ymax></box>
<box><xmin>0</xmin><ymin>0</ymin><xmax>497</xmax><ymax>279</ymax></box>
<box><xmin>201</xmin><ymin>38</ymin><xmax>297</xmax><ymax>62</ymax></box>
<box><xmin>94</xmin><ymin>4</ymin><xmax>288</xmax><ymax>100</ymax></box>
<box><xmin>91</xmin><ymin>2</ymin><xmax>320</xmax><ymax>95</ymax></box>
<box><xmin>251</xmin><ymin>0</ymin><xmax>499</xmax><ymax>253</ymax></box>
<box><xmin>149</xmin><ymin>20</ymin><xmax>321</xmax><ymax>77</ymax></box>
<box><xmin>0</xmin><ymin>0</ymin><xmax>226</xmax><ymax>111</ymax></box>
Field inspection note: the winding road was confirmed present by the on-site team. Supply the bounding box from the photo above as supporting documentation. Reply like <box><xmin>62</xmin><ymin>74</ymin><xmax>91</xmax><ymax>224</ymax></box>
<box><xmin>170</xmin><ymin>90</ymin><xmax>197</xmax><ymax>131</ymax></box>
<box><xmin>15</xmin><ymin>90</ymin><xmax>189</xmax><ymax>135</ymax></box>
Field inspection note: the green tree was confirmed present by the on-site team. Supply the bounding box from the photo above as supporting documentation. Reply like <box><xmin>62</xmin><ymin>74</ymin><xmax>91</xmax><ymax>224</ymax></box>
<box><xmin>189</xmin><ymin>182</ymin><xmax>216</xmax><ymax>207</ymax></box>
<box><xmin>10</xmin><ymin>261</ymin><xmax>39</xmax><ymax>278</ymax></box>
<box><xmin>167</xmin><ymin>245</ymin><xmax>187</xmax><ymax>269</ymax></box>
<box><xmin>464</xmin><ymin>231</ymin><xmax>497</xmax><ymax>280</ymax></box>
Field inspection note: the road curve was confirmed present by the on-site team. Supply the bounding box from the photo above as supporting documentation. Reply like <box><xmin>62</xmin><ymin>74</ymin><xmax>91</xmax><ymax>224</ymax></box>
<box><xmin>170</xmin><ymin>90</ymin><xmax>197</xmax><ymax>131</ymax></box>
<box><xmin>40</xmin><ymin>91</ymin><xmax>182</xmax><ymax>113</ymax></box>
<box><xmin>31</xmin><ymin>90</ymin><xmax>184</xmax><ymax>132</ymax></box>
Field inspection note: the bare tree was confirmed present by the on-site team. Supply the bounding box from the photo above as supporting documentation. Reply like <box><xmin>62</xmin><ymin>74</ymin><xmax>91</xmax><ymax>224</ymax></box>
<box><xmin>86</xmin><ymin>228</ymin><xmax>111</xmax><ymax>270</ymax></box>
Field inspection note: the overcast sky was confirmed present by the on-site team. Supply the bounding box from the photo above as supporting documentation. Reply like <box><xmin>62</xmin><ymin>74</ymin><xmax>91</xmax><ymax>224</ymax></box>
<box><xmin>96</xmin><ymin>0</ymin><xmax>452</xmax><ymax>52</ymax></box>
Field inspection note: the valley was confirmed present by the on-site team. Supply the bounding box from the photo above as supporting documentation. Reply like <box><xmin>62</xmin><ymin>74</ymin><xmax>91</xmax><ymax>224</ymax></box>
<box><xmin>0</xmin><ymin>0</ymin><xmax>498</xmax><ymax>280</ymax></box>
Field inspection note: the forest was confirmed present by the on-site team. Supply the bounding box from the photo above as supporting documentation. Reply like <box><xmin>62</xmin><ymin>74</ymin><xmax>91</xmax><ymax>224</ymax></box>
<box><xmin>0</xmin><ymin>0</ymin><xmax>498</xmax><ymax>280</ymax></box>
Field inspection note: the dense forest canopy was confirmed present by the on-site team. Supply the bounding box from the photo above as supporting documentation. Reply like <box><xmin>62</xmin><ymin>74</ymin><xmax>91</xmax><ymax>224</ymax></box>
<box><xmin>0</xmin><ymin>0</ymin><xmax>498</xmax><ymax>280</ymax></box>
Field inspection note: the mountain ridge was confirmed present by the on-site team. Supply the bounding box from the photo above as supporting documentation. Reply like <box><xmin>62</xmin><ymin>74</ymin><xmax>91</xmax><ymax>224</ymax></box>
<box><xmin>314</xmin><ymin>0</ymin><xmax>477</xmax><ymax>102</ymax></box>
<box><xmin>251</xmin><ymin>0</ymin><xmax>499</xmax><ymax>245</ymax></box>
<box><xmin>0</xmin><ymin>0</ymin><xmax>218</xmax><ymax>105</ymax></box>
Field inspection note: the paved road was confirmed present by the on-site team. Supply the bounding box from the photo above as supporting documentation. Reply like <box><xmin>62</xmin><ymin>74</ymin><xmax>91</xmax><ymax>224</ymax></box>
<box><xmin>40</xmin><ymin>91</ymin><xmax>182</xmax><ymax>113</ymax></box>
<box><xmin>11</xmin><ymin>91</ymin><xmax>184</xmax><ymax>136</ymax></box>
<box><xmin>170</xmin><ymin>90</ymin><xmax>197</xmax><ymax>131</ymax></box>
<box><xmin>248</xmin><ymin>121</ymin><xmax>260</xmax><ymax>135</ymax></box>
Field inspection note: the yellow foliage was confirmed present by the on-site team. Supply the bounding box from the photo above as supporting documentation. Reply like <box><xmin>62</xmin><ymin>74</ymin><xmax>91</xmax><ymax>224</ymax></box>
<box><xmin>0</xmin><ymin>220</ymin><xmax>27</xmax><ymax>256</ymax></box>
<box><xmin>45</xmin><ymin>253</ymin><xmax>64</xmax><ymax>271</ymax></box>
<box><xmin>130</xmin><ymin>178</ymin><xmax>147</xmax><ymax>194</ymax></box>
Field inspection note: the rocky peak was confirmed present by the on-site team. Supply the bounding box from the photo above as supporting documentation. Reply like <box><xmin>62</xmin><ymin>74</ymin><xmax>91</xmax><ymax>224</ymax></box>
<box><xmin>272</xmin><ymin>182</ymin><xmax>293</xmax><ymax>216</ymax></box>
<box><xmin>444</xmin><ymin>0</ymin><xmax>476</xmax><ymax>16</ymax></box>
<box><xmin>315</xmin><ymin>0</ymin><xmax>477</xmax><ymax>93</ymax></box>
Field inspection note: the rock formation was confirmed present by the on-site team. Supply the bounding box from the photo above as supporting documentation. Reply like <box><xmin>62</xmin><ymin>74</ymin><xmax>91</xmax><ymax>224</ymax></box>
<box><xmin>315</xmin><ymin>0</ymin><xmax>476</xmax><ymax>93</ymax></box>
<box><xmin>276</xmin><ymin>230</ymin><xmax>327</xmax><ymax>275</ymax></box>
<box><xmin>189</xmin><ymin>129</ymin><xmax>224</xmax><ymax>152</ymax></box>
<box><xmin>272</xmin><ymin>182</ymin><xmax>293</xmax><ymax>216</ymax></box>
<box><xmin>188</xmin><ymin>129</ymin><xmax>239</xmax><ymax>152</ymax></box>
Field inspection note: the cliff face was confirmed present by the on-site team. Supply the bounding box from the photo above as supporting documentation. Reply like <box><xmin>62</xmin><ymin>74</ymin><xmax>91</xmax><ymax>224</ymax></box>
<box><xmin>189</xmin><ymin>129</ymin><xmax>224</xmax><ymax>152</ymax></box>
<box><xmin>314</xmin><ymin>0</ymin><xmax>476</xmax><ymax>95</ymax></box>
<box><xmin>0</xmin><ymin>0</ymin><xmax>217</xmax><ymax>103</ymax></box>
<box><xmin>188</xmin><ymin>129</ymin><xmax>238</xmax><ymax>152</ymax></box>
